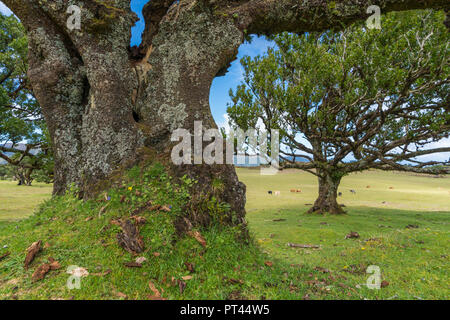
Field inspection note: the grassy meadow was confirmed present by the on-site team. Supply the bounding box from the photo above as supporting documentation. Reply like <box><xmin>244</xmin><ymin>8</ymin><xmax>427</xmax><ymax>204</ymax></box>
<box><xmin>0</xmin><ymin>168</ymin><xmax>448</xmax><ymax>300</ymax></box>
<box><xmin>239</xmin><ymin>168</ymin><xmax>450</xmax><ymax>299</ymax></box>
<box><xmin>0</xmin><ymin>181</ymin><xmax>52</xmax><ymax>221</ymax></box>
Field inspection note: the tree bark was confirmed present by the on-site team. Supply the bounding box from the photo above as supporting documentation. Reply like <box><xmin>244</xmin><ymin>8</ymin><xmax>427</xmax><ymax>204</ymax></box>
<box><xmin>308</xmin><ymin>171</ymin><xmax>344</xmax><ymax>215</ymax></box>
<box><xmin>3</xmin><ymin>0</ymin><xmax>448</xmax><ymax>226</ymax></box>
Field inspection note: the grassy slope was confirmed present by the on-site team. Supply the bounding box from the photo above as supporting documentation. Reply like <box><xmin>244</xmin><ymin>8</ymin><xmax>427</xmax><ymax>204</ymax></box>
<box><xmin>0</xmin><ymin>168</ymin><xmax>448</xmax><ymax>299</ymax></box>
<box><xmin>0</xmin><ymin>181</ymin><xmax>52</xmax><ymax>221</ymax></box>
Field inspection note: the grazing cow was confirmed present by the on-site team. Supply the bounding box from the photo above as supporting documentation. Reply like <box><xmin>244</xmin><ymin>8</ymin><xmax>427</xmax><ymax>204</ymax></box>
<box><xmin>389</xmin><ymin>187</ymin><xmax>394</xmax><ymax>189</ymax></box>
<box><xmin>268</xmin><ymin>191</ymin><xmax>273</xmax><ymax>195</ymax></box>
<box><xmin>338</xmin><ymin>192</ymin><xmax>342</xmax><ymax>197</ymax></box>
<box><xmin>350</xmin><ymin>189</ymin><xmax>356</xmax><ymax>194</ymax></box>
<box><xmin>366</xmin><ymin>185</ymin><xmax>371</xmax><ymax>188</ymax></box>
<box><xmin>290</xmin><ymin>189</ymin><xmax>296</xmax><ymax>193</ymax></box>
<box><xmin>274</xmin><ymin>191</ymin><xmax>281</xmax><ymax>196</ymax></box>
<box><xmin>296</xmin><ymin>189</ymin><xmax>302</xmax><ymax>193</ymax></box>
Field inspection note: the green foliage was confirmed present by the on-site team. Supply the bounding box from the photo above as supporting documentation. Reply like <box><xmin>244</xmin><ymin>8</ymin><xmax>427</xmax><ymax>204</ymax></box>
<box><xmin>228</xmin><ymin>10</ymin><xmax>449</xmax><ymax>176</ymax></box>
<box><xmin>0</xmin><ymin>12</ymin><xmax>53</xmax><ymax>183</ymax></box>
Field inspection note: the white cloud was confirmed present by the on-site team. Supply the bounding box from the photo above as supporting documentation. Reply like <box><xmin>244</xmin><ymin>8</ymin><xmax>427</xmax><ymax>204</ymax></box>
<box><xmin>414</xmin><ymin>137</ymin><xmax>450</xmax><ymax>163</ymax></box>
<box><xmin>0</xmin><ymin>2</ymin><xmax>13</xmax><ymax>16</ymax></box>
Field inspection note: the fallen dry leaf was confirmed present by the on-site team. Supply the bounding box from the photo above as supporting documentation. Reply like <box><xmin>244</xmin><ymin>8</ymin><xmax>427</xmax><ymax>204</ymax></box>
<box><xmin>24</xmin><ymin>240</ymin><xmax>42</xmax><ymax>269</ymax></box>
<box><xmin>182</xmin><ymin>275</ymin><xmax>193</xmax><ymax>281</ymax></box>
<box><xmin>184</xmin><ymin>262</ymin><xmax>194</xmax><ymax>273</ymax></box>
<box><xmin>264</xmin><ymin>261</ymin><xmax>273</xmax><ymax>267</ymax></box>
<box><xmin>131</xmin><ymin>216</ymin><xmax>147</xmax><ymax>225</ymax></box>
<box><xmin>178</xmin><ymin>280</ymin><xmax>186</xmax><ymax>294</ymax></box>
<box><xmin>124</xmin><ymin>262</ymin><xmax>142</xmax><ymax>268</ymax></box>
<box><xmin>345</xmin><ymin>232</ymin><xmax>360</xmax><ymax>239</ymax></box>
<box><xmin>91</xmin><ymin>269</ymin><xmax>112</xmax><ymax>276</ymax></box>
<box><xmin>153</xmin><ymin>252</ymin><xmax>161</xmax><ymax>257</ymax></box>
<box><xmin>135</xmin><ymin>256</ymin><xmax>147</xmax><ymax>264</ymax></box>
<box><xmin>161</xmin><ymin>205</ymin><xmax>171</xmax><ymax>212</ymax></box>
<box><xmin>115</xmin><ymin>291</ymin><xmax>127</xmax><ymax>299</ymax></box>
<box><xmin>85</xmin><ymin>217</ymin><xmax>93</xmax><ymax>222</ymax></box>
<box><xmin>149</xmin><ymin>281</ymin><xmax>161</xmax><ymax>297</ymax></box>
<box><xmin>32</xmin><ymin>263</ymin><xmax>51</xmax><ymax>282</ymax></box>
<box><xmin>48</xmin><ymin>257</ymin><xmax>61</xmax><ymax>270</ymax></box>
<box><xmin>381</xmin><ymin>280</ymin><xmax>389</xmax><ymax>288</ymax></box>
<box><xmin>188</xmin><ymin>231</ymin><xmax>207</xmax><ymax>247</ymax></box>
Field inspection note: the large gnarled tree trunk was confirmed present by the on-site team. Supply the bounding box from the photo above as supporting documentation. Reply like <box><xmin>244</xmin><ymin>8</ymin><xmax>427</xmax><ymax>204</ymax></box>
<box><xmin>4</xmin><ymin>0</ymin><xmax>448</xmax><ymax>226</ymax></box>
<box><xmin>309</xmin><ymin>170</ymin><xmax>344</xmax><ymax>215</ymax></box>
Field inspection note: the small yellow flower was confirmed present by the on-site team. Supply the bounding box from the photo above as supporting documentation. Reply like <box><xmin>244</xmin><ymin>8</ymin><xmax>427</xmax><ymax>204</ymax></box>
<box><xmin>361</xmin><ymin>247</ymin><xmax>366</xmax><ymax>250</ymax></box>
<box><xmin>128</xmin><ymin>186</ymin><xmax>133</xmax><ymax>191</ymax></box>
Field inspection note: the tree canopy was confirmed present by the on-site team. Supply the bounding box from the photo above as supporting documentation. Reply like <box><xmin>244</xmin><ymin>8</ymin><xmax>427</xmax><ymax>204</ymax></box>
<box><xmin>228</xmin><ymin>10</ymin><xmax>450</xmax><ymax>214</ymax></box>
<box><xmin>0</xmin><ymin>12</ymin><xmax>53</xmax><ymax>185</ymax></box>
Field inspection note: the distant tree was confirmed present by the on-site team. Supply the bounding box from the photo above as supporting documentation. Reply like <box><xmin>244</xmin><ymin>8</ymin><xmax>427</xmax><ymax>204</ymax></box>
<box><xmin>228</xmin><ymin>10</ymin><xmax>450</xmax><ymax>214</ymax></box>
<box><xmin>0</xmin><ymin>12</ymin><xmax>53</xmax><ymax>185</ymax></box>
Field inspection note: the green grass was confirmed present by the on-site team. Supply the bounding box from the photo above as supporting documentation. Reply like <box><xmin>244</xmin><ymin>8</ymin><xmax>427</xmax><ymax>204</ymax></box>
<box><xmin>239</xmin><ymin>168</ymin><xmax>450</xmax><ymax>299</ymax></box>
<box><xmin>0</xmin><ymin>167</ymin><xmax>448</xmax><ymax>300</ymax></box>
<box><xmin>0</xmin><ymin>181</ymin><xmax>52</xmax><ymax>221</ymax></box>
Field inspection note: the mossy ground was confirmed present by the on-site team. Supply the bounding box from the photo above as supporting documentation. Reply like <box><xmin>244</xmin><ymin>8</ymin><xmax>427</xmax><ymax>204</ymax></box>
<box><xmin>0</xmin><ymin>167</ymin><xmax>448</xmax><ymax>299</ymax></box>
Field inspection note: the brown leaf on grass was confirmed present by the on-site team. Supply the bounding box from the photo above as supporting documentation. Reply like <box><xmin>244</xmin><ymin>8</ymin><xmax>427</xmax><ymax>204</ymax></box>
<box><xmin>287</xmin><ymin>243</ymin><xmax>320</xmax><ymax>249</ymax></box>
<box><xmin>178</xmin><ymin>280</ymin><xmax>186</xmax><ymax>294</ymax></box>
<box><xmin>44</xmin><ymin>242</ymin><xmax>51</xmax><ymax>249</ymax></box>
<box><xmin>345</xmin><ymin>232</ymin><xmax>360</xmax><ymax>239</ymax></box>
<box><xmin>153</xmin><ymin>252</ymin><xmax>161</xmax><ymax>257</ymax></box>
<box><xmin>32</xmin><ymin>263</ymin><xmax>51</xmax><ymax>282</ymax></box>
<box><xmin>161</xmin><ymin>205</ymin><xmax>171</xmax><ymax>212</ymax></box>
<box><xmin>85</xmin><ymin>217</ymin><xmax>93</xmax><ymax>222</ymax></box>
<box><xmin>188</xmin><ymin>231</ymin><xmax>207</xmax><ymax>247</ymax></box>
<box><xmin>110</xmin><ymin>219</ymin><xmax>122</xmax><ymax>226</ymax></box>
<box><xmin>381</xmin><ymin>280</ymin><xmax>389</xmax><ymax>288</ymax></box>
<box><xmin>115</xmin><ymin>291</ymin><xmax>127</xmax><ymax>299</ymax></box>
<box><xmin>135</xmin><ymin>257</ymin><xmax>147</xmax><ymax>264</ymax></box>
<box><xmin>124</xmin><ymin>262</ymin><xmax>142</xmax><ymax>268</ymax></box>
<box><xmin>91</xmin><ymin>269</ymin><xmax>112</xmax><ymax>276</ymax></box>
<box><xmin>148</xmin><ymin>281</ymin><xmax>161</xmax><ymax>297</ymax></box>
<box><xmin>120</xmin><ymin>195</ymin><xmax>126</xmax><ymax>203</ymax></box>
<box><xmin>182</xmin><ymin>275</ymin><xmax>193</xmax><ymax>281</ymax></box>
<box><xmin>131</xmin><ymin>216</ymin><xmax>147</xmax><ymax>225</ymax></box>
<box><xmin>184</xmin><ymin>262</ymin><xmax>194</xmax><ymax>273</ymax></box>
<box><xmin>24</xmin><ymin>240</ymin><xmax>42</xmax><ymax>269</ymax></box>
<box><xmin>48</xmin><ymin>257</ymin><xmax>61</xmax><ymax>270</ymax></box>
<box><xmin>149</xmin><ymin>204</ymin><xmax>162</xmax><ymax>211</ymax></box>
<box><xmin>0</xmin><ymin>252</ymin><xmax>10</xmax><ymax>261</ymax></box>
<box><xmin>264</xmin><ymin>261</ymin><xmax>273</xmax><ymax>267</ymax></box>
